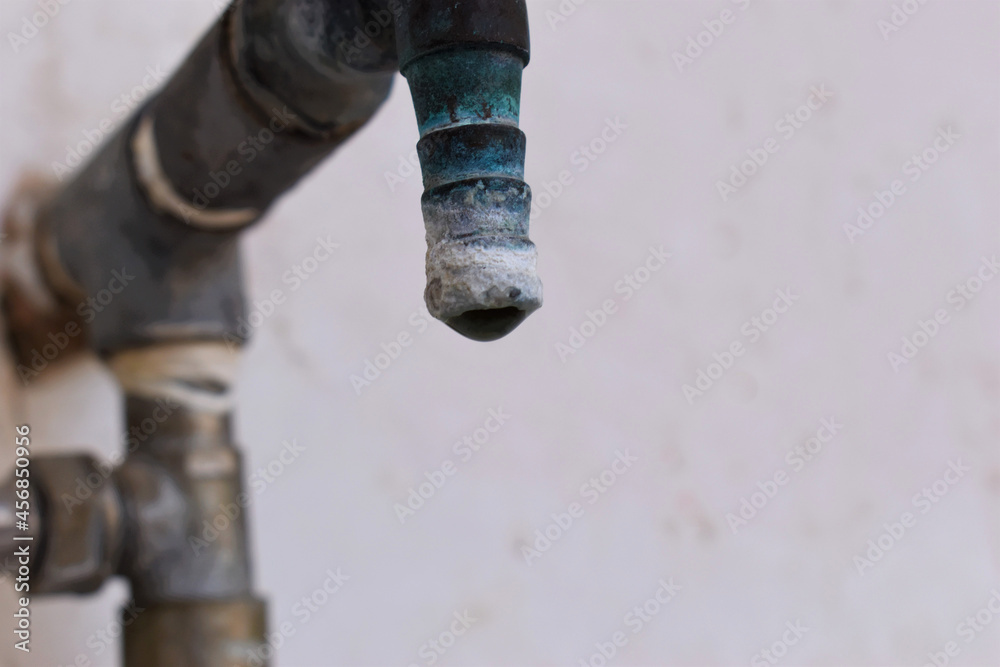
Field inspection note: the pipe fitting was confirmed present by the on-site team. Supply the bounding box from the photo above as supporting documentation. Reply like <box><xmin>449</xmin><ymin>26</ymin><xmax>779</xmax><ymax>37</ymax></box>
<box><xmin>0</xmin><ymin>454</ymin><xmax>125</xmax><ymax>594</ymax></box>
<box><xmin>123</xmin><ymin>598</ymin><xmax>268</xmax><ymax>667</ymax></box>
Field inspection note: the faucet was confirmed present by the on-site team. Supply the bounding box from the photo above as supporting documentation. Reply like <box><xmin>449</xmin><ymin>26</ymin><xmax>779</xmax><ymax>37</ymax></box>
<box><xmin>0</xmin><ymin>1</ymin><xmax>539</xmax><ymax>664</ymax></box>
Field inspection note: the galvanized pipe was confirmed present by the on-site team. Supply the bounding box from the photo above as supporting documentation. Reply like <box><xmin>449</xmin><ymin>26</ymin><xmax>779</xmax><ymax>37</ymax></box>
<box><xmin>1</xmin><ymin>1</ymin><xmax>538</xmax><ymax>664</ymax></box>
<box><xmin>111</xmin><ymin>342</ymin><xmax>267</xmax><ymax>666</ymax></box>
<box><xmin>12</xmin><ymin>0</ymin><xmax>539</xmax><ymax>355</ymax></box>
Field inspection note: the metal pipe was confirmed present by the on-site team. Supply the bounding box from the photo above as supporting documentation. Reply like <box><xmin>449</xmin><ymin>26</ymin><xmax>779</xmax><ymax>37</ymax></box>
<box><xmin>1</xmin><ymin>1</ymin><xmax>538</xmax><ymax>664</ymax></box>
<box><xmin>8</xmin><ymin>0</ymin><xmax>539</xmax><ymax>355</ymax></box>
<box><xmin>27</xmin><ymin>0</ymin><xmax>402</xmax><ymax>355</ymax></box>
<box><xmin>0</xmin><ymin>343</ymin><xmax>269</xmax><ymax>664</ymax></box>
<box><xmin>111</xmin><ymin>342</ymin><xmax>268</xmax><ymax>666</ymax></box>
<box><xmin>396</xmin><ymin>0</ymin><xmax>541</xmax><ymax>340</ymax></box>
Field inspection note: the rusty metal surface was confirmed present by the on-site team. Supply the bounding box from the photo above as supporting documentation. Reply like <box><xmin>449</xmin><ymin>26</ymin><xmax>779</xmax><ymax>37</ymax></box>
<box><xmin>234</xmin><ymin>0</ymin><xmax>399</xmax><ymax>131</ymax></box>
<box><xmin>1</xmin><ymin>0</ymin><xmax>538</xmax><ymax>664</ymax></box>
<box><xmin>116</xmin><ymin>396</ymin><xmax>254</xmax><ymax>604</ymax></box>
<box><xmin>0</xmin><ymin>454</ymin><xmax>124</xmax><ymax>595</ymax></box>
<box><xmin>5</xmin><ymin>0</ymin><xmax>541</xmax><ymax>355</ymax></box>
<box><xmin>123</xmin><ymin>598</ymin><xmax>268</xmax><ymax>667</ymax></box>
<box><xmin>398</xmin><ymin>0</ymin><xmax>541</xmax><ymax>340</ymax></box>
<box><xmin>395</xmin><ymin>0</ymin><xmax>530</xmax><ymax>71</ymax></box>
<box><xmin>0</xmin><ymin>176</ymin><xmax>90</xmax><ymax>369</ymax></box>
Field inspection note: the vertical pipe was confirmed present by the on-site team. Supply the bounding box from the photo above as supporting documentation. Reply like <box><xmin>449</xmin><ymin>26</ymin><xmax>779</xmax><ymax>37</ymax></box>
<box><xmin>109</xmin><ymin>342</ymin><xmax>269</xmax><ymax>667</ymax></box>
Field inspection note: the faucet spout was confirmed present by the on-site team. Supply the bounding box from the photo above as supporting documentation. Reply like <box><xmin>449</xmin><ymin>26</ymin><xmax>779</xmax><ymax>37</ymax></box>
<box><xmin>396</xmin><ymin>0</ymin><xmax>542</xmax><ymax>341</ymax></box>
<box><xmin>0</xmin><ymin>2</ymin><xmax>544</xmax><ymax>664</ymax></box>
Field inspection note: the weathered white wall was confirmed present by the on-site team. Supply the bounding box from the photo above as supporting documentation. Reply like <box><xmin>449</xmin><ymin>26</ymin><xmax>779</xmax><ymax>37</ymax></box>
<box><xmin>1</xmin><ymin>1</ymin><xmax>998</xmax><ymax>665</ymax></box>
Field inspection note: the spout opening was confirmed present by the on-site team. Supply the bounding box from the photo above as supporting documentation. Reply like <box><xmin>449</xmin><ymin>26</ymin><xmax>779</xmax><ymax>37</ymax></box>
<box><xmin>445</xmin><ymin>306</ymin><xmax>528</xmax><ymax>342</ymax></box>
<box><xmin>423</xmin><ymin>238</ymin><xmax>542</xmax><ymax>342</ymax></box>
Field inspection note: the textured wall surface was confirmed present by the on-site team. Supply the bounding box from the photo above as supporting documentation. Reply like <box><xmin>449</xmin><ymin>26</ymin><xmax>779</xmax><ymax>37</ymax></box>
<box><xmin>0</xmin><ymin>1</ymin><xmax>998</xmax><ymax>666</ymax></box>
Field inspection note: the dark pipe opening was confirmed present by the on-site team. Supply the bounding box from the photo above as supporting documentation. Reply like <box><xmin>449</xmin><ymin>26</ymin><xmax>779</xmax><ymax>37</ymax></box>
<box><xmin>445</xmin><ymin>306</ymin><xmax>528</xmax><ymax>342</ymax></box>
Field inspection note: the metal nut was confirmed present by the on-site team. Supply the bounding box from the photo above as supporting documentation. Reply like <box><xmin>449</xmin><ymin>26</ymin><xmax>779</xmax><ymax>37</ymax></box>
<box><xmin>30</xmin><ymin>454</ymin><xmax>123</xmax><ymax>594</ymax></box>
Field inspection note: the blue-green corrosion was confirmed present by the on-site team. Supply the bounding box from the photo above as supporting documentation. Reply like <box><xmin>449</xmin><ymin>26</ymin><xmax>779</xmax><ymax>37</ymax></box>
<box><xmin>403</xmin><ymin>49</ymin><xmax>523</xmax><ymax>135</ymax></box>
<box><xmin>403</xmin><ymin>48</ymin><xmax>530</xmax><ymax>238</ymax></box>
<box><xmin>398</xmin><ymin>9</ymin><xmax>542</xmax><ymax>340</ymax></box>
<box><xmin>417</xmin><ymin>123</ymin><xmax>525</xmax><ymax>190</ymax></box>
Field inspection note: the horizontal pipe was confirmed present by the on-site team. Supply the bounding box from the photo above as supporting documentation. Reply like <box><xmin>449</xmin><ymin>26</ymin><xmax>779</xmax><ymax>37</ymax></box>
<box><xmin>32</xmin><ymin>0</ymin><xmax>399</xmax><ymax>355</ymax></box>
